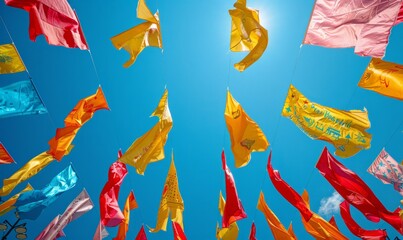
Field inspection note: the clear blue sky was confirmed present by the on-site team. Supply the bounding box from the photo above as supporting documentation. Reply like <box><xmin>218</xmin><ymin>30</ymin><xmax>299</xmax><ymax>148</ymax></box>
<box><xmin>0</xmin><ymin>0</ymin><xmax>402</xmax><ymax>239</ymax></box>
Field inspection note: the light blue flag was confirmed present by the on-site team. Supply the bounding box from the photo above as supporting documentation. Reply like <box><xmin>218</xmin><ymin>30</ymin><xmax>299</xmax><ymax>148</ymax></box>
<box><xmin>15</xmin><ymin>165</ymin><xmax>78</xmax><ymax>220</ymax></box>
<box><xmin>0</xmin><ymin>80</ymin><xmax>47</xmax><ymax>118</ymax></box>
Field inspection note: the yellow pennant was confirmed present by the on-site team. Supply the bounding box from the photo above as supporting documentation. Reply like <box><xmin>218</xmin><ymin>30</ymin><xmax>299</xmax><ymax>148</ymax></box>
<box><xmin>225</xmin><ymin>90</ymin><xmax>269</xmax><ymax>167</ymax></box>
<box><xmin>282</xmin><ymin>85</ymin><xmax>371</xmax><ymax>158</ymax></box>
<box><xmin>119</xmin><ymin>89</ymin><xmax>172</xmax><ymax>175</ymax></box>
<box><xmin>149</xmin><ymin>154</ymin><xmax>184</xmax><ymax>233</ymax></box>
<box><xmin>111</xmin><ymin>0</ymin><xmax>162</xmax><ymax>68</ymax></box>
<box><xmin>0</xmin><ymin>183</ymin><xmax>33</xmax><ymax>216</ymax></box>
<box><xmin>229</xmin><ymin>0</ymin><xmax>268</xmax><ymax>71</ymax></box>
<box><xmin>359</xmin><ymin>58</ymin><xmax>403</xmax><ymax>100</ymax></box>
<box><xmin>0</xmin><ymin>44</ymin><xmax>25</xmax><ymax>74</ymax></box>
<box><xmin>216</xmin><ymin>191</ymin><xmax>239</xmax><ymax>240</ymax></box>
<box><xmin>114</xmin><ymin>191</ymin><xmax>138</xmax><ymax>240</ymax></box>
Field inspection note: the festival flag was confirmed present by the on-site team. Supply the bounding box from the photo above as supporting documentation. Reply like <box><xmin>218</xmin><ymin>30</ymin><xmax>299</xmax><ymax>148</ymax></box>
<box><xmin>217</xmin><ymin>191</ymin><xmax>239</xmax><ymax>240</ymax></box>
<box><xmin>36</xmin><ymin>188</ymin><xmax>94</xmax><ymax>240</ymax></box>
<box><xmin>0</xmin><ymin>184</ymin><xmax>33</xmax><ymax>216</ymax></box>
<box><xmin>221</xmin><ymin>150</ymin><xmax>247</xmax><ymax>228</ymax></box>
<box><xmin>0</xmin><ymin>80</ymin><xmax>47</xmax><ymax>118</ymax></box>
<box><xmin>395</xmin><ymin>4</ymin><xmax>403</xmax><ymax>25</ymax></box>
<box><xmin>149</xmin><ymin>153</ymin><xmax>184</xmax><ymax>232</ymax></box>
<box><xmin>135</xmin><ymin>225</ymin><xmax>147</xmax><ymax>240</ymax></box>
<box><xmin>249</xmin><ymin>222</ymin><xmax>256</xmax><ymax>240</ymax></box>
<box><xmin>359</xmin><ymin>58</ymin><xmax>403</xmax><ymax>100</ymax></box>
<box><xmin>0</xmin><ymin>142</ymin><xmax>15</xmax><ymax>164</ymax></box>
<box><xmin>113</xmin><ymin>191</ymin><xmax>138</xmax><ymax>240</ymax></box>
<box><xmin>119</xmin><ymin>89</ymin><xmax>172</xmax><ymax>175</ymax></box>
<box><xmin>111</xmin><ymin>0</ymin><xmax>162</xmax><ymax>67</ymax></box>
<box><xmin>225</xmin><ymin>91</ymin><xmax>269</xmax><ymax>167</ymax></box>
<box><xmin>100</xmin><ymin>158</ymin><xmax>128</xmax><ymax>227</ymax></box>
<box><xmin>0</xmin><ymin>146</ymin><xmax>73</xmax><ymax>197</ymax></box>
<box><xmin>48</xmin><ymin>86</ymin><xmax>109</xmax><ymax>160</ymax></box>
<box><xmin>0</xmin><ymin>44</ymin><xmax>25</xmax><ymax>74</ymax></box>
<box><xmin>4</xmin><ymin>0</ymin><xmax>88</xmax><ymax>49</ymax></box>
<box><xmin>282</xmin><ymin>84</ymin><xmax>371</xmax><ymax>158</ymax></box>
<box><xmin>257</xmin><ymin>191</ymin><xmax>297</xmax><ymax>240</ymax></box>
<box><xmin>303</xmin><ymin>0</ymin><xmax>402</xmax><ymax>57</ymax></box>
<box><xmin>316</xmin><ymin>147</ymin><xmax>403</xmax><ymax>234</ymax></box>
<box><xmin>229</xmin><ymin>0</ymin><xmax>268</xmax><ymax>71</ymax></box>
<box><xmin>172</xmin><ymin>220</ymin><xmax>187</xmax><ymax>240</ymax></box>
<box><xmin>93</xmin><ymin>221</ymin><xmax>109</xmax><ymax>240</ymax></box>
<box><xmin>368</xmin><ymin>148</ymin><xmax>403</xmax><ymax>196</ymax></box>
<box><xmin>340</xmin><ymin>201</ymin><xmax>388</xmax><ymax>240</ymax></box>
<box><xmin>14</xmin><ymin>164</ymin><xmax>78</xmax><ymax>220</ymax></box>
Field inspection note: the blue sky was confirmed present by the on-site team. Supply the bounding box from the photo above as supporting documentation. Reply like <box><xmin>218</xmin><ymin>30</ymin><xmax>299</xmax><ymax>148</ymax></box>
<box><xmin>0</xmin><ymin>0</ymin><xmax>402</xmax><ymax>239</ymax></box>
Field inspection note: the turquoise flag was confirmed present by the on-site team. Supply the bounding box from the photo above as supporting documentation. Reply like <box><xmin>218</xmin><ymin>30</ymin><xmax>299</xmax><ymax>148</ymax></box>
<box><xmin>15</xmin><ymin>165</ymin><xmax>78</xmax><ymax>220</ymax></box>
<box><xmin>0</xmin><ymin>80</ymin><xmax>47</xmax><ymax>118</ymax></box>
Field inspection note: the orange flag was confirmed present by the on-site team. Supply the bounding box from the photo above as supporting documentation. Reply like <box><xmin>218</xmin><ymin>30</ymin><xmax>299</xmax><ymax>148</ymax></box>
<box><xmin>0</xmin><ymin>142</ymin><xmax>15</xmax><ymax>164</ymax></box>
<box><xmin>113</xmin><ymin>191</ymin><xmax>138</xmax><ymax>240</ymax></box>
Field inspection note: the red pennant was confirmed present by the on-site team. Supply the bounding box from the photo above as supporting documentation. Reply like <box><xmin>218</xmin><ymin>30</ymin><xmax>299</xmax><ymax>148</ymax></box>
<box><xmin>249</xmin><ymin>222</ymin><xmax>256</xmax><ymax>240</ymax></box>
<box><xmin>172</xmin><ymin>221</ymin><xmax>187</xmax><ymax>240</ymax></box>
<box><xmin>135</xmin><ymin>226</ymin><xmax>147</xmax><ymax>240</ymax></box>
<box><xmin>0</xmin><ymin>143</ymin><xmax>15</xmax><ymax>164</ymax></box>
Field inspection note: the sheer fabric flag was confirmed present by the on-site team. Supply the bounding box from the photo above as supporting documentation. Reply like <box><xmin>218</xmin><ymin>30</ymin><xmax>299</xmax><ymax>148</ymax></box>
<box><xmin>36</xmin><ymin>215</ymin><xmax>66</xmax><ymax>240</ymax></box>
<box><xmin>225</xmin><ymin>91</ymin><xmax>269</xmax><ymax>168</ymax></box>
<box><xmin>119</xmin><ymin>89</ymin><xmax>172</xmax><ymax>175</ymax></box>
<box><xmin>93</xmin><ymin>221</ymin><xmax>109</xmax><ymax>240</ymax></box>
<box><xmin>257</xmin><ymin>191</ymin><xmax>297</xmax><ymax>240</ymax></box>
<box><xmin>282</xmin><ymin>85</ymin><xmax>371</xmax><ymax>158</ymax></box>
<box><xmin>368</xmin><ymin>148</ymin><xmax>403</xmax><ymax>196</ymax></box>
<box><xmin>172</xmin><ymin>220</ymin><xmax>187</xmax><ymax>240</ymax></box>
<box><xmin>0</xmin><ymin>184</ymin><xmax>33</xmax><ymax>216</ymax></box>
<box><xmin>0</xmin><ymin>142</ymin><xmax>15</xmax><ymax>164</ymax></box>
<box><xmin>0</xmin><ymin>44</ymin><xmax>25</xmax><ymax>74</ymax></box>
<box><xmin>149</xmin><ymin>154</ymin><xmax>184</xmax><ymax>232</ymax></box>
<box><xmin>340</xmin><ymin>201</ymin><xmax>388</xmax><ymax>240</ymax></box>
<box><xmin>14</xmin><ymin>164</ymin><xmax>78</xmax><ymax>220</ymax></box>
<box><xmin>48</xmin><ymin>86</ymin><xmax>109</xmax><ymax>160</ymax></box>
<box><xmin>249</xmin><ymin>222</ymin><xmax>256</xmax><ymax>240</ymax></box>
<box><xmin>4</xmin><ymin>0</ymin><xmax>88</xmax><ymax>49</ymax></box>
<box><xmin>217</xmin><ymin>191</ymin><xmax>239</xmax><ymax>240</ymax></box>
<box><xmin>359</xmin><ymin>58</ymin><xmax>403</xmax><ymax>100</ymax></box>
<box><xmin>221</xmin><ymin>150</ymin><xmax>247</xmax><ymax>228</ymax></box>
<box><xmin>135</xmin><ymin>225</ymin><xmax>147</xmax><ymax>240</ymax></box>
<box><xmin>303</xmin><ymin>0</ymin><xmax>402</xmax><ymax>57</ymax></box>
<box><xmin>111</xmin><ymin>0</ymin><xmax>162</xmax><ymax>67</ymax></box>
<box><xmin>229</xmin><ymin>0</ymin><xmax>268</xmax><ymax>71</ymax></box>
<box><xmin>316</xmin><ymin>147</ymin><xmax>403</xmax><ymax>234</ymax></box>
<box><xmin>0</xmin><ymin>80</ymin><xmax>47</xmax><ymax>118</ymax></box>
<box><xmin>113</xmin><ymin>191</ymin><xmax>138</xmax><ymax>240</ymax></box>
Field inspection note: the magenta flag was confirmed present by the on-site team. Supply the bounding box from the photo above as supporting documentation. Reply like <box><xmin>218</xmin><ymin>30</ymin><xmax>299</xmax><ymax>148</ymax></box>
<box><xmin>304</xmin><ymin>0</ymin><xmax>402</xmax><ymax>57</ymax></box>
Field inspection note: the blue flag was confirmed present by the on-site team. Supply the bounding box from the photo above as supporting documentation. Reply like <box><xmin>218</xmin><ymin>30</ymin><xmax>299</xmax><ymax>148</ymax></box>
<box><xmin>0</xmin><ymin>80</ymin><xmax>47</xmax><ymax>118</ymax></box>
<box><xmin>15</xmin><ymin>165</ymin><xmax>78</xmax><ymax>220</ymax></box>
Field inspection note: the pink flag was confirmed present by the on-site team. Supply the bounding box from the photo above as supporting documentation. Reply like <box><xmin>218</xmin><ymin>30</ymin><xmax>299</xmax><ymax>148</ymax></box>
<box><xmin>395</xmin><ymin>3</ymin><xmax>403</xmax><ymax>25</ymax></box>
<box><xmin>0</xmin><ymin>142</ymin><xmax>15</xmax><ymax>164</ymax></box>
<box><xmin>303</xmin><ymin>0</ymin><xmax>402</xmax><ymax>57</ymax></box>
<box><xmin>93</xmin><ymin>221</ymin><xmax>109</xmax><ymax>240</ymax></box>
<box><xmin>368</xmin><ymin>148</ymin><xmax>403</xmax><ymax>196</ymax></box>
<box><xmin>35</xmin><ymin>215</ymin><xmax>65</xmax><ymax>240</ymax></box>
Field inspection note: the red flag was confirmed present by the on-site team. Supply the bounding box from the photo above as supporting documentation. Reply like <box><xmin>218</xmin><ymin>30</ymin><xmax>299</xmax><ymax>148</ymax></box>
<box><xmin>0</xmin><ymin>143</ymin><xmax>15</xmax><ymax>164</ymax></box>
<box><xmin>316</xmin><ymin>147</ymin><xmax>403</xmax><ymax>234</ymax></box>
<box><xmin>5</xmin><ymin>0</ymin><xmax>88</xmax><ymax>49</ymax></box>
<box><xmin>221</xmin><ymin>150</ymin><xmax>247</xmax><ymax>228</ymax></box>
<box><xmin>172</xmin><ymin>221</ymin><xmax>187</xmax><ymax>240</ymax></box>
<box><xmin>340</xmin><ymin>201</ymin><xmax>387</xmax><ymax>240</ymax></box>
<box><xmin>328</xmin><ymin>216</ymin><xmax>339</xmax><ymax>230</ymax></box>
<box><xmin>99</xmin><ymin>154</ymin><xmax>128</xmax><ymax>227</ymax></box>
<box><xmin>249</xmin><ymin>222</ymin><xmax>256</xmax><ymax>240</ymax></box>
<box><xmin>135</xmin><ymin>225</ymin><xmax>147</xmax><ymax>240</ymax></box>
<box><xmin>267</xmin><ymin>151</ymin><xmax>313</xmax><ymax>221</ymax></box>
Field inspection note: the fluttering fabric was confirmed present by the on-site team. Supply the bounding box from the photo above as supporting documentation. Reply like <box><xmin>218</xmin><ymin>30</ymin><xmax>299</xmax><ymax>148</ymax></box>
<box><xmin>14</xmin><ymin>164</ymin><xmax>78</xmax><ymax>220</ymax></box>
<box><xmin>368</xmin><ymin>148</ymin><xmax>403</xmax><ymax>196</ymax></box>
<box><xmin>221</xmin><ymin>150</ymin><xmax>247</xmax><ymax>228</ymax></box>
<box><xmin>249</xmin><ymin>222</ymin><xmax>256</xmax><ymax>240</ymax></box>
<box><xmin>48</xmin><ymin>86</ymin><xmax>109</xmax><ymax>160</ymax></box>
<box><xmin>111</xmin><ymin>0</ymin><xmax>162</xmax><ymax>67</ymax></box>
<box><xmin>5</xmin><ymin>0</ymin><xmax>88</xmax><ymax>49</ymax></box>
<box><xmin>225</xmin><ymin>90</ymin><xmax>269</xmax><ymax>168</ymax></box>
<box><xmin>0</xmin><ymin>44</ymin><xmax>25</xmax><ymax>74</ymax></box>
<box><xmin>316</xmin><ymin>147</ymin><xmax>403</xmax><ymax>234</ymax></box>
<box><xmin>395</xmin><ymin>3</ymin><xmax>403</xmax><ymax>25</ymax></box>
<box><xmin>340</xmin><ymin>201</ymin><xmax>388</xmax><ymax>240</ymax></box>
<box><xmin>257</xmin><ymin>191</ymin><xmax>297</xmax><ymax>240</ymax></box>
<box><xmin>303</xmin><ymin>0</ymin><xmax>402</xmax><ymax>57</ymax></box>
<box><xmin>149</xmin><ymin>154</ymin><xmax>184</xmax><ymax>232</ymax></box>
<box><xmin>93</xmin><ymin>221</ymin><xmax>109</xmax><ymax>240</ymax></box>
<box><xmin>113</xmin><ymin>191</ymin><xmax>138</xmax><ymax>240</ymax></box>
<box><xmin>135</xmin><ymin>225</ymin><xmax>148</xmax><ymax>240</ymax></box>
<box><xmin>119</xmin><ymin>89</ymin><xmax>172</xmax><ymax>175</ymax></box>
<box><xmin>0</xmin><ymin>80</ymin><xmax>47</xmax><ymax>118</ymax></box>
<box><xmin>282</xmin><ymin>84</ymin><xmax>371</xmax><ymax>158</ymax></box>
<box><xmin>36</xmin><ymin>188</ymin><xmax>94</xmax><ymax>240</ymax></box>
<box><xmin>229</xmin><ymin>0</ymin><xmax>268</xmax><ymax>71</ymax></box>
<box><xmin>359</xmin><ymin>58</ymin><xmax>403</xmax><ymax>100</ymax></box>
<box><xmin>0</xmin><ymin>142</ymin><xmax>15</xmax><ymax>164</ymax></box>
<box><xmin>172</xmin><ymin>220</ymin><xmax>187</xmax><ymax>240</ymax></box>
<box><xmin>216</xmin><ymin>191</ymin><xmax>239</xmax><ymax>240</ymax></box>
<box><xmin>0</xmin><ymin>184</ymin><xmax>33</xmax><ymax>216</ymax></box>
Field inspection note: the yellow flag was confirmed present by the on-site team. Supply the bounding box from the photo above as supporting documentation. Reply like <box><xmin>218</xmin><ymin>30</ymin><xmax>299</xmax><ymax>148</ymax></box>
<box><xmin>217</xmin><ymin>191</ymin><xmax>239</xmax><ymax>240</ymax></box>
<box><xmin>0</xmin><ymin>183</ymin><xmax>33</xmax><ymax>216</ymax></box>
<box><xmin>257</xmin><ymin>191</ymin><xmax>297</xmax><ymax>240</ymax></box>
<box><xmin>225</xmin><ymin>90</ymin><xmax>269</xmax><ymax>168</ymax></box>
<box><xmin>358</xmin><ymin>58</ymin><xmax>403</xmax><ymax>100</ymax></box>
<box><xmin>114</xmin><ymin>191</ymin><xmax>138</xmax><ymax>240</ymax></box>
<box><xmin>0</xmin><ymin>44</ymin><xmax>25</xmax><ymax>74</ymax></box>
<box><xmin>282</xmin><ymin>85</ymin><xmax>371</xmax><ymax>158</ymax></box>
<box><xmin>229</xmin><ymin>0</ymin><xmax>268</xmax><ymax>71</ymax></box>
<box><xmin>111</xmin><ymin>0</ymin><xmax>162</xmax><ymax>68</ymax></box>
<box><xmin>149</xmin><ymin>154</ymin><xmax>184</xmax><ymax>233</ymax></box>
<box><xmin>119</xmin><ymin>89</ymin><xmax>172</xmax><ymax>175</ymax></box>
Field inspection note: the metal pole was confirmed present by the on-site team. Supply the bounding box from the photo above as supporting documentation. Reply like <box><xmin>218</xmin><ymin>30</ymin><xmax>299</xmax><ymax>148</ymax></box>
<box><xmin>1</xmin><ymin>218</ymin><xmax>20</xmax><ymax>240</ymax></box>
